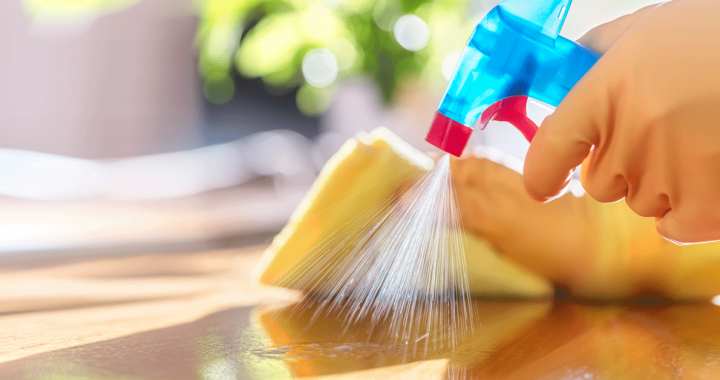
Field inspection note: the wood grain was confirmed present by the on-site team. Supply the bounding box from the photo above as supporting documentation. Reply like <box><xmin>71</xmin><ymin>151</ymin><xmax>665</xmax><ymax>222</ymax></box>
<box><xmin>1</xmin><ymin>246</ymin><xmax>720</xmax><ymax>379</ymax></box>
<box><xmin>0</xmin><ymin>245</ymin><xmax>298</xmax><ymax>363</ymax></box>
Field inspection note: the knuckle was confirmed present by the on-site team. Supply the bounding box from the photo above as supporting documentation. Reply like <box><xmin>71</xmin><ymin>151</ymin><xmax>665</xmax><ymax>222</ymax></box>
<box><xmin>656</xmin><ymin>211</ymin><xmax>720</xmax><ymax>244</ymax></box>
<box><xmin>581</xmin><ymin>172</ymin><xmax>626</xmax><ymax>204</ymax></box>
<box><xmin>625</xmin><ymin>197</ymin><xmax>657</xmax><ymax>218</ymax></box>
<box><xmin>625</xmin><ymin>192</ymin><xmax>671</xmax><ymax>218</ymax></box>
<box><xmin>522</xmin><ymin>160</ymin><xmax>558</xmax><ymax>201</ymax></box>
<box><xmin>655</xmin><ymin>216</ymin><xmax>689</xmax><ymax>244</ymax></box>
<box><xmin>523</xmin><ymin>178</ymin><xmax>553</xmax><ymax>202</ymax></box>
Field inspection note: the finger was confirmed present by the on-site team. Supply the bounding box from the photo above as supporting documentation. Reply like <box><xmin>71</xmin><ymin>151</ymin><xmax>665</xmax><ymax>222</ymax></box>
<box><xmin>625</xmin><ymin>189</ymin><xmax>671</xmax><ymax>219</ymax></box>
<box><xmin>451</xmin><ymin>155</ymin><xmax>523</xmax><ymax>235</ymax></box>
<box><xmin>455</xmin><ymin>153</ymin><xmax>522</xmax><ymax>193</ymax></box>
<box><xmin>524</xmin><ymin>4</ymin><xmax>663</xmax><ymax>203</ymax></box>
<box><xmin>523</xmin><ymin>67</ymin><xmax>608</xmax><ymax>202</ymax></box>
<box><xmin>450</xmin><ymin>156</ymin><xmax>492</xmax><ymax>234</ymax></box>
<box><xmin>524</xmin><ymin>5</ymin><xmax>662</xmax><ymax>203</ymax></box>
<box><xmin>655</xmin><ymin>212</ymin><xmax>720</xmax><ymax>244</ymax></box>
<box><xmin>619</xmin><ymin>160</ymin><xmax>671</xmax><ymax>218</ymax></box>
<box><xmin>577</xmin><ymin>4</ymin><xmax>661</xmax><ymax>53</ymax></box>
<box><xmin>656</xmin><ymin>205</ymin><xmax>720</xmax><ymax>244</ymax></box>
<box><xmin>578</xmin><ymin>149</ymin><xmax>629</xmax><ymax>204</ymax></box>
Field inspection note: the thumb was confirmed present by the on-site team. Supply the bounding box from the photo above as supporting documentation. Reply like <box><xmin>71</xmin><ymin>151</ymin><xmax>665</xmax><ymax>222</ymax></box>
<box><xmin>523</xmin><ymin>61</ymin><xmax>610</xmax><ymax>202</ymax></box>
<box><xmin>577</xmin><ymin>4</ymin><xmax>660</xmax><ymax>53</ymax></box>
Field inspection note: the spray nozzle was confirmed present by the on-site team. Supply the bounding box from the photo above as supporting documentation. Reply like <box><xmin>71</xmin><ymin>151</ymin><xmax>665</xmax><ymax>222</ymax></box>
<box><xmin>426</xmin><ymin>0</ymin><xmax>601</xmax><ymax>156</ymax></box>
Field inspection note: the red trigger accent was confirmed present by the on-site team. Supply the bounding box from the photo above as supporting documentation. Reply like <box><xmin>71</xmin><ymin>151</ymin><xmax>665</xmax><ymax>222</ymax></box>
<box><xmin>479</xmin><ymin>96</ymin><xmax>539</xmax><ymax>143</ymax></box>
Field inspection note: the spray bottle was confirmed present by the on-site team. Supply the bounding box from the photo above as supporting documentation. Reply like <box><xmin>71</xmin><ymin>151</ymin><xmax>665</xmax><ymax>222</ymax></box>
<box><xmin>426</xmin><ymin>0</ymin><xmax>600</xmax><ymax>156</ymax></box>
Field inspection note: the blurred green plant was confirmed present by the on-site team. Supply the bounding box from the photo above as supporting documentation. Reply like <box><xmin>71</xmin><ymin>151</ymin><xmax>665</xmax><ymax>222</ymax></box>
<box><xmin>21</xmin><ymin>0</ymin><xmax>485</xmax><ymax>116</ymax></box>
<box><xmin>197</xmin><ymin>0</ymin><xmax>483</xmax><ymax>114</ymax></box>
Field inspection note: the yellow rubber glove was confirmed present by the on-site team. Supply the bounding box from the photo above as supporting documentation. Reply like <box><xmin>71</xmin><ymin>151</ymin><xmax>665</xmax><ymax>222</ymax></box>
<box><xmin>523</xmin><ymin>0</ymin><xmax>720</xmax><ymax>243</ymax></box>
<box><xmin>257</xmin><ymin>128</ymin><xmax>720</xmax><ymax>300</ymax></box>
<box><xmin>454</xmin><ymin>151</ymin><xmax>720</xmax><ymax>299</ymax></box>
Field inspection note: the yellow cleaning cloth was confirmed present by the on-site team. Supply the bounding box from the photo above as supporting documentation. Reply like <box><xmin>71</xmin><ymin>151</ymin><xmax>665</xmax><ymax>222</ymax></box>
<box><xmin>253</xmin><ymin>127</ymin><xmax>552</xmax><ymax>298</ymax></box>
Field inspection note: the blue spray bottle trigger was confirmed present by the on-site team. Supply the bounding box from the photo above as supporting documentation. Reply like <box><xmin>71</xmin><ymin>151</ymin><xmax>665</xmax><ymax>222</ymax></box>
<box><xmin>426</xmin><ymin>0</ymin><xmax>601</xmax><ymax>157</ymax></box>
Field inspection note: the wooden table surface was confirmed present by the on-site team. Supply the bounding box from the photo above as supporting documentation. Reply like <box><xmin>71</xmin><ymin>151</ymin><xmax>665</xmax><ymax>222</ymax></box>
<box><xmin>1</xmin><ymin>245</ymin><xmax>720</xmax><ymax>380</ymax></box>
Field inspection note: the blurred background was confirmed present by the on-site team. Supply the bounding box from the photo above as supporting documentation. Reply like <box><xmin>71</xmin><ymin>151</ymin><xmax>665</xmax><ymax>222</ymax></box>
<box><xmin>0</xmin><ymin>0</ymin><xmax>658</xmax><ymax>256</ymax></box>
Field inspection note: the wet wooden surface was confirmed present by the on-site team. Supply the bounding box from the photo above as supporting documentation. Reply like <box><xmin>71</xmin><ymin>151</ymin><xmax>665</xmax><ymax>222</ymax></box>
<box><xmin>1</xmin><ymin>245</ymin><xmax>720</xmax><ymax>379</ymax></box>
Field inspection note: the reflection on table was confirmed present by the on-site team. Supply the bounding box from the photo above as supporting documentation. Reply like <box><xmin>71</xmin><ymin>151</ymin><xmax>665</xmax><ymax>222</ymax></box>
<box><xmin>1</xmin><ymin>246</ymin><xmax>720</xmax><ymax>379</ymax></box>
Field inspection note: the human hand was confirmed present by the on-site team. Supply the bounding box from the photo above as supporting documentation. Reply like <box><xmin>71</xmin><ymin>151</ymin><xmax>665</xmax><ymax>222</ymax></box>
<box><xmin>449</xmin><ymin>152</ymin><xmax>598</xmax><ymax>291</ymax></box>
<box><xmin>523</xmin><ymin>0</ymin><xmax>720</xmax><ymax>243</ymax></box>
<box><xmin>449</xmin><ymin>151</ymin><xmax>720</xmax><ymax>299</ymax></box>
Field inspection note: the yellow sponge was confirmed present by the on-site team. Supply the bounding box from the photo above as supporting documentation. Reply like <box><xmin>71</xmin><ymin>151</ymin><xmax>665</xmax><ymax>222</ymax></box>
<box><xmin>253</xmin><ymin>127</ymin><xmax>552</xmax><ymax>298</ymax></box>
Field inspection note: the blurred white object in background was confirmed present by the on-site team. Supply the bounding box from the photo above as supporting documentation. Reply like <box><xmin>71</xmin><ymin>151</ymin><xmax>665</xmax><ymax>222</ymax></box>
<box><xmin>302</xmin><ymin>49</ymin><xmax>340</xmax><ymax>88</ymax></box>
<box><xmin>393</xmin><ymin>15</ymin><xmax>430</xmax><ymax>51</ymax></box>
<box><xmin>0</xmin><ymin>149</ymin><xmax>110</xmax><ymax>200</ymax></box>
<box><xmin>0</xmin><ymin>130</ymin><xmax>319</xmax><ymax>201</ymax></box>
<box><xmin>243</xmin><ymin>130</ymin><xmax>321</xmax><ymax>188</ymax></box>
<box><xmin>105</xmin><ymin>143</ymin><xmax>248</xmax><ymax>200</ymax></box>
